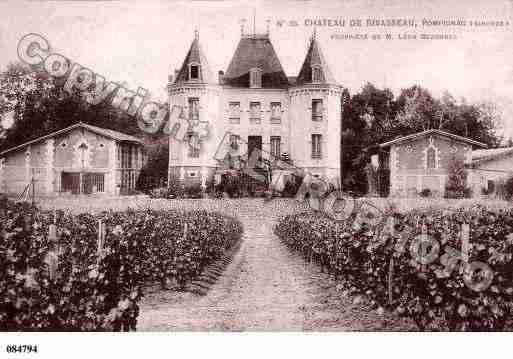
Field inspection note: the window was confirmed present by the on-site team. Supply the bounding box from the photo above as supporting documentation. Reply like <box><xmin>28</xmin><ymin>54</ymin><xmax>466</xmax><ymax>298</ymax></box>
<box><xmin>312</xmin><ymin>66</ymin><xmax>323</xmax><ymax>83</ymax></box>
<box><xmin>188</xmin><ymin>97</ymin><xmax>199</xmax><ymax>122</ymax></box>
<box><xmin>426</xmin><ymin>147</ymin><xmax>436</xmax><ymax>169</ymax></box>
<box><xmin>270</xmin><ymin>136</ymin><xmax>281</xmax><ymax>160</ymax></box>
<box><xmin>311</xmin><ymin>134</ymin><xmax>322</xmax><ymax>159</ymax></box>
<box><xmin>270</xmin><ymin>102</ymin><xmax>281</xmax><ymax>124</ymax></box>
<box><xmin>250</xmin><ymin>102</ymin><xmax>261</xmax><ymax>124</ymax></box>
<box><xmin>190</xmin><ymin>64</ymin><xmax>199</xmax><ymax>80</ymax></box>
<box><xmin>229</xmin><ymin>102</ymin><xmax>241</xmax><ymax>124</ymax></box>
<box><xmin>249</xmin><ymin>68</ymin><xmax>262</xmax><ymax>88</ymax></box>
<box><xmin>312</xmin><ymin>99</ymin><xmax>323</xmax><ymax>121</ymax></box>
<box><xmin>187</xmin><ymin>133</ymin><xmax>200</xmax><ymax>158</ymax></box>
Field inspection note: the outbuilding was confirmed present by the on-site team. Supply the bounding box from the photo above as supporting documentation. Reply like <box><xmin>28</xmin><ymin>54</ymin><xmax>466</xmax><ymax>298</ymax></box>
<box><xmin>0</xmin><ymin>122</ymin><xmax>145</xmax><ymax>197</ymax></box>
<box><xmin>377</xmin><ymin>129</ymin><xmax>486</xmax><ymax>197</ymax></box>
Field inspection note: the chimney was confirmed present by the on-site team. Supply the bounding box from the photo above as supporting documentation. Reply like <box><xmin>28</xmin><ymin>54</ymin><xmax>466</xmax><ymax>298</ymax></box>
<box><xmin>168</xmin><ymin>74</ymin><xmax>173</xmax><ymax>84</ymax></box>
<box><xmin>174</xmin><ymin>69</ymin><xmax>180</xmax><ymax>80</ymax></box>
<box><xmin>218</xmin><ymin>70</ymin><xmax>224</xmax><ymax>85</ymax></box>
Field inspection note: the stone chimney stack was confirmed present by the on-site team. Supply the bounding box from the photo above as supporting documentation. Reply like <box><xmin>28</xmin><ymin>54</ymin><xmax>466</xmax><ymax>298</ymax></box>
<box><xmin>218</xmin><ymin>70</ymin><xmax>224</xmax><ymax>85</ymax></box>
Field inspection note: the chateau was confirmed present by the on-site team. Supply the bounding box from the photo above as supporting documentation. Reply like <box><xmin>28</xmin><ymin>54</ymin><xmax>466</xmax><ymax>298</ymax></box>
<box><xmin>167</xmin><ymin>29</ymin><xmax>342</xmax><ymax>188</ymax></box>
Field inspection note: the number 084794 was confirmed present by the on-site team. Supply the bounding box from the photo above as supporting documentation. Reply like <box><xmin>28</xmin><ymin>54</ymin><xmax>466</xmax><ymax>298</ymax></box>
<box><xmin>6</xmin><ymin>345</ymin><xmax>38</xmax><ymax>354</ymax></box>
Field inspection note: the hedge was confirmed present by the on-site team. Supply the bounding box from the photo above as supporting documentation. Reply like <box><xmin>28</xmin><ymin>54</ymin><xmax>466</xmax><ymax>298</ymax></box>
<box><xmin>275</xmin><ymin>206</ymin><xmax>513</xmax><ymax>331</ymax></box>
<box><xmin>0</xmin><ymin>199</ymin><xmax>242</xmax><ymax>331</ymax></box>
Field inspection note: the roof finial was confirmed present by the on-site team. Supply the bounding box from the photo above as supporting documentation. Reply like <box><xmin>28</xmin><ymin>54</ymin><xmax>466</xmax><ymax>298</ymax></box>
<box><xmin>252</xmin><ymin>8</ymin><xmax>256</xmax><ymax>36</ymax></box>
<box><xmin>194</xmin><ymin>29</ymin><xmax>199</xmax><ymax>40</ymax></box>
<box><xmin>266</xmin><ymin>19</ymin><xmax>271</xmax><ymax>36</ymax></box>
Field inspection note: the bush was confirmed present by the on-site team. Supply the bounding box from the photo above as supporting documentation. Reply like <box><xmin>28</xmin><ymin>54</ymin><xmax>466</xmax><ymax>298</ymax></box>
<box><xmin>149</xmin><ymin>187</ymin><xmax>173</xmax><ymax>199</ymax></box>
<box><xmin>275</xmin><ymin>207</ymin><xmax>513</xmax><ymax>331</ymax></box>
<box><xmin>136</xmin><ymin>145</ymin><xmax>168</xmax><ymax>194</ymax></box>
<box><xmin>0</xmin><ymin>199</ymin><xmax>243</xmax><ymax>331</ymax></box>
<box><xmin>281</xmin><ymin>175</ymin><xmax>303</xmax><ymax>198</ymax></box>
<box><xmin>504</xmin><ymin>177</ymin><xmax>513</xmax><ymax>200</ymax></box>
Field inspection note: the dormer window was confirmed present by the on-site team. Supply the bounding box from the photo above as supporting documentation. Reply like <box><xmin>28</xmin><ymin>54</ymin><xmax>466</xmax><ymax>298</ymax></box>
<box><xmin>249</xmin><ymin>68</ymin><xmax>262</xmax><ymax>88</ymax></box>
<box><xmin>189</xmin><ymin>63</ymin><xmax>200</xmax><ymax>81</ymax></box>
<box><xmin>312</xmin><ymin>65</ymin><xmax>323</xmax><ymax>83</ymax></box>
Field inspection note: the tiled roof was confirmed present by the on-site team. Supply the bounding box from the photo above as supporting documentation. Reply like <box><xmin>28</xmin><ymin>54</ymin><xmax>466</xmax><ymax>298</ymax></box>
<box><xmin>379</xmin><ymin>129</ymin><xmax>487</xmax><ymax>148</ymax></box>
<box><xmin>0</xmin><ymin>122</ymin><xmax>142</xmax><ymax>156</ymax></box>
<box><xmin>224</xmin><ymin>34</ymin><xmax>289</xmax><ymax>88</ymax></box>
<box><xmin>296</xmin><ymin>38</ymin><xmax>337</xmax><ymax>86</ymax></box>
<box><xmin>471</xmin><ymin>147</ymin><xmax>513</xmax><ymax>163</ymax></box>
<box><xmin>174</xmin><ymin>37</ymin><xmax>214</xmax><ymax>84</ymax></box>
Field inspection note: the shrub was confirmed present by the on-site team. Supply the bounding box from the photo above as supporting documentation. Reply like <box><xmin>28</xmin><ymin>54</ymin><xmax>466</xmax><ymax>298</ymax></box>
<box><xmin>445</xmin><ymin>158</ymin><xmax>471</xmax><ymax>198</ymax></box>
<box><xmin>419</xmin><ymin>188</ymin><xmax>431</xmax><ymax>197</ymax></box>
<box><xmin>136</xmin><ymin>145</ymin><xmax>168</xmax><ymax>193</ymax></box>
<box><xmin>281</xmin><ymin>175</ymin><xmax>303</xmax><ymax>198</ymax></box>
<box><xmin>504</xmin><ymin>177</ymin><xmax>513</xmax><ymax>200</ymax></box>
<box><xmin>275</xmin><ymin>207</ymin><xmax>513</xmax><ymax>331</ymax></box>
<box><xmin>184</xmin><ymin>183</ymin><xmax>203</xmax><ymax>199</ymax></box>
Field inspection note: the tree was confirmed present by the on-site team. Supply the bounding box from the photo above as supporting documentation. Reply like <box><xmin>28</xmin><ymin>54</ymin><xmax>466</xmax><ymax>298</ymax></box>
<box><xmin>395</xmin><ymin>85</ymin><xmax>437</xmax><ymax>132</ymax></box>
<box><xmin>444</xmin><ymin>157</ymin><xmax>471</xmax><ymax>198</ymax></box>
<box><xmin>136</xmin><ymin>144</ymin><xmax>168</xmax><ymax>192</ymax></box>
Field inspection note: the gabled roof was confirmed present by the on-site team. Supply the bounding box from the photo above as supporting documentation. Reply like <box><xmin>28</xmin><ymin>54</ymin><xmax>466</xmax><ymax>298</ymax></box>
<box><xmin>471</xmin><ymin>147</ymin><xmax>513</xmax><ymax>164</ymax></box>
<box><xmin>224</xmin><ymin>34</ymin><xmax>289</xmax><ymax>88</ymax></box>
<box><xmin>379</xmin><ymin>129</ymin><xmax>487</xmax><ymax>148</ymax></box>
<box><xmin>0</xmin><ymin>122</ymin><xmax>142</xmax><ymax>156</ymax></box>
<box><xmin>174</xmin><ymin>35</ymin><xmax>214</xmax><ymax>84</ymax></box>
<box><xmin>296</xmin><ymin>37</ymin><xmax>337</xmax><ymax>86</ymax></box>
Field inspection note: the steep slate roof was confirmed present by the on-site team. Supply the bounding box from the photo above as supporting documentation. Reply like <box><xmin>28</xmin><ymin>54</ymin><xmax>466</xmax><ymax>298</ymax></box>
<box><xmin>224</xmin><ymin>34</ymin><xmax>289</xmax><ymax>88</ymax></box>
<box><xmin>296</xmin><ymin>37</ymin><xmax>337</xmax><ymax>86</ymax></box>
<box><xmin>174</xmin><ymin>36</ymin><xmax>214</xmax><ymax>84</ymax></box>
<box><xmin>471</xmin><ymin>147</ymin><xmax>513</xmax><ymax>164</ymax></box>
<box><xmin>0</xmin><ymin>122</ymin><xmax>142</xmax><ymax>156</ymax></box>
<box><xmin>379</xmin><ymin>129</ymin><xmax>487</xmax><ymax>148</ymax></box>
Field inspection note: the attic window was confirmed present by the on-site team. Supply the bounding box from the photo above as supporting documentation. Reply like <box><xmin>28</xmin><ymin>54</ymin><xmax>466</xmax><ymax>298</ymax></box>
<box><xmin>312</xmin><ymin>65</ymin><xmax>323</xmax><ymax>83</ymax></box>
<box><xmin>249</xmin><ymin>68</ymin><xmax>262</xmax><ymax>88</ymax></box>
<box><xmin>189</xmin><ymin>64</ymin><xmax>200</xmax><ymax>80</ymax></box>
<box><xmin>61</xmin><ymin>142</ymin><xmax>67</xmax><ymax>148</ymax></box>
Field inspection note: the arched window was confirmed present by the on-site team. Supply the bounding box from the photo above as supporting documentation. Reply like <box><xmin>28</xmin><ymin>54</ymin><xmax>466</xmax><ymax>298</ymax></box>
<box><xmin>427</xmin><ymin>147</ymin><xmax>436</xmax><ymax>169</ymax></box>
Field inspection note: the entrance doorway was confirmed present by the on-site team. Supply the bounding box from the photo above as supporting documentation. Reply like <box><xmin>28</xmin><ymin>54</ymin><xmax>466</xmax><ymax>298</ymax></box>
<box><xmin>247</xmin><ymin>136</ymin><xmax>262</xmax><ymax>166</ymax></box>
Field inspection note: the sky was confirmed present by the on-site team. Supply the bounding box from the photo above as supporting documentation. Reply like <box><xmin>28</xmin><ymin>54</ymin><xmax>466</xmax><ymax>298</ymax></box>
<box><xmin>1</xmin><ymin>0</ymin><xmax>513</xmax><ymax>137</ymax></box>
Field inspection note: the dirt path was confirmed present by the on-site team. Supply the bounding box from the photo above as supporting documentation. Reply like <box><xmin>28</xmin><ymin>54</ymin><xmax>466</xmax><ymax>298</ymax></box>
<box><xmin>137</xmin><ymin>201</ymin><xmax>414</xmax><ymax>331</ymax></box>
